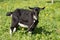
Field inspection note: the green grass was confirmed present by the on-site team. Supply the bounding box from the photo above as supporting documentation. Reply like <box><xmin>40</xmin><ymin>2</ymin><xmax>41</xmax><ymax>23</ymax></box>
<box><xmin>0</xmin><ymin>0</ymin><xmax>60</xmax><ymax>40</ymax></box>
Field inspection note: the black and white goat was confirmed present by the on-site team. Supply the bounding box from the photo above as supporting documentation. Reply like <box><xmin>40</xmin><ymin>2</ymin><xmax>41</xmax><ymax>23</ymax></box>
<box><xmin>6</xmin><ymin>7</ymin><xmax>45</xmax><ymax>35</ymax></box>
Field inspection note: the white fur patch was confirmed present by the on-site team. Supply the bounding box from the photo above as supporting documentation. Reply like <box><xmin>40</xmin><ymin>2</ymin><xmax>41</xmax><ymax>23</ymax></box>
<box><xmin>10</xmin><ymin>29</ymin><xmax>12</xmax><ymax>35</ymax></box>
<box><xmin>33</xmin><ymin>20</ymin><xmax>35</xmax><ymax>22</ymax></box>
<box><xmin>13</xmin><ymin>27</ymin><xmax>16</xmax><ymax>33</ymax></box>
<box><xmin>18</xmin><ymin>23</ymin><xmax>28</xmax><ymax>28</ymax></box>
<box><xmin>33</xmin><ymin>15</ymin><xmax>37</xmax><ymax>20</ymax></box>
<box><xmin>11</xmin><ymin>14</ymin><xmax>12</xmax><ymax>17</ymax></box>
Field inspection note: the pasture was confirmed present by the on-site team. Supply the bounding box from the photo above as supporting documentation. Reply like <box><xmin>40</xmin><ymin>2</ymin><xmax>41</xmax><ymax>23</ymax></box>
<box><xmin>0</xmin><ymin>0</ymin><xmax>60</xmax><ymax>40</ymax></box>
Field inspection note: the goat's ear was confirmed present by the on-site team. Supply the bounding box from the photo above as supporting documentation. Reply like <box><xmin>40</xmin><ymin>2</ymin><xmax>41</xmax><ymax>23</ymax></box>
<box><xmin>28</xmin><ymin>7</ymin><xmax>33</xmax><ymax>9</ymax></box>
<box><xmin>40</xmin><ymin>7</ymin><xmax>45</xmax><ymax>10</ymax></box>
<box><xmin>6</xmin><ymin>12</ymin><xmax>13</xmax><ymax>16</ymax></box>
<box><xmin>42</xmin><ymin>7</ymin><xmax>45</xmax><ymax>9</ymax></box>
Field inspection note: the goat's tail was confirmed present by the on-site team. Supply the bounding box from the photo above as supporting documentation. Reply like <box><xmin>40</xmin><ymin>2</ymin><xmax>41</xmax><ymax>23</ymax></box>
<box><xmin>6</xmin><ymin>12</ymin><xmax>13</xmax><ymax>16</ymax></box>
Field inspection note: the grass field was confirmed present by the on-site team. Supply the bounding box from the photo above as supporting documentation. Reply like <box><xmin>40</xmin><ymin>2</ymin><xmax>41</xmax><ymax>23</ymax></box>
<box><xmin>0</xmin><ymin>0</ymin><xmax>60</xmax><ymax>40</ymax></box>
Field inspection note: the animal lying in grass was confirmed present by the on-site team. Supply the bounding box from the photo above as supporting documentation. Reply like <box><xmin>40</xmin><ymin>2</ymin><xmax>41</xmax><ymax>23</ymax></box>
<box><xmin>6</xmin><ymin>7</ymin><xmax>45</xmax><ymax>35</ymax></box>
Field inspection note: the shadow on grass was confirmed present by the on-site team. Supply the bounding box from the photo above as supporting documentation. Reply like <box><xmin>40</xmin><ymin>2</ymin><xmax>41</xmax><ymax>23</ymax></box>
<box><xmin>47</xmin><ymin>1</ymin><xmax>60</xmax><ymax>3</ymax></box>
<box><xmin>16</xmin><ymin>26</ymin><xmax>52</xmax><ymax>35</ymax></box>
<box><xmin>33</xmin><ymin>27</ymin><xmax>52</xmax><ymax>35</ymax></box>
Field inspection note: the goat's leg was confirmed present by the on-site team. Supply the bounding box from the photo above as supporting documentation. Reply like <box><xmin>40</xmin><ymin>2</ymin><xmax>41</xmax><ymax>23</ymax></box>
<box><xmin>10</xmin><ymin>21</ymin><xmax>18</xmax><ymax>35</ymax></box>
<box><xmin>30</xmin><ymin>20</ymin><xmax>38</xmax><ymax>31</ymax></box>
<box><xmin>10</xmin><ymin>16</ymin><xmax>18</xmax><ymax>35</ymax></box>
<box><xmin>27</xmin><ymin>20</ymin><xmax>38</xmax><ymax>33</ymax></box>
<box><xmin>27</xmin><ymin>22</ymin><xmax>35</xmax><ymax>33</ymax></box>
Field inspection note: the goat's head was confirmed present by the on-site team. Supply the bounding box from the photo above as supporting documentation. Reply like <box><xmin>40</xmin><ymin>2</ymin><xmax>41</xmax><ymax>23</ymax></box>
<box><xmin>29</xmin><ymin>7</ymin><xmax>45</xmax><ymax>20</ymax></box>
<box><xmin>29</xmin><ymin>7</ymin><xmax>45</xmax><ymax>14</ymax></box>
